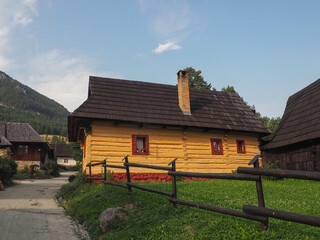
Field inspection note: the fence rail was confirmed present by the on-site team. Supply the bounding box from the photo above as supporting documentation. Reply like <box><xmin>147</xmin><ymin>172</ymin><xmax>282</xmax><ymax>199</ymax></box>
<box><xmin>243</xmin><ymin>205</ymin><xmax>320</xmax><ymax>227</ymax></box>
<box><xmin>86</xmin><ymin>160</ymin><xmax>106</xmax><ymax>184</ymax></box>
<box><xmin>237</xmin><ymin>167</ymin><xmax>320</xmax><ymax>181</ymax></box>
<box><xmin>169</xmin><ymin>198</ymin><xmax>268</xmax><ymax>223</ymax></box>
<box><xmin>85</xmin><ymin>154</ymin><xmax>320</xmax><ymax>231</ymax></box>
<box><xmin>124</xmin><ymin>162</ymin><xmax>172</xmax><ymax>171</ymax></box>
<box><xmin>168</xmin><ymin>171</ymin><xmax>260</xmax><ymax>181</ymax></box>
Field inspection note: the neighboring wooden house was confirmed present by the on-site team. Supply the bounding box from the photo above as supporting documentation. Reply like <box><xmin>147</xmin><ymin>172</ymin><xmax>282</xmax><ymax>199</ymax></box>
<box><xmin>0</xmin><ymin>136</ymin><xmax>12</xmax><ymax>158</ymax></box>
<box><xmin>0</xmin><ymin>122</ymin><xmax>51</xmax><ymax>169</ymax></box>
<box><xmin>50</xmin><ymin>143</ymin><xmax>76</xmax><ymax>167</ymax></box>
<box><xmin>68</xmin><ymin>71</ymin><xmax>270</xmax><ymax>181</ymax></box>
<box><xmin>262</xmin><ymin>79</ymin><xmax>320</xmax><ymax>171</ymax></box>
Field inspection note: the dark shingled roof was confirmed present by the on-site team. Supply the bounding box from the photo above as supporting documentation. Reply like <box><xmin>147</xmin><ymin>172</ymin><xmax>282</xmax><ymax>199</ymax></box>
<box><xmin>69</xmin><ymin>76</ymin><xmax>270</xmax><ymax>140</ymax></box>
<box><xmin>50</xmin><ymin>143</ymin><xmax>73</xmax><ymax>157</ymax></box>
<box><xmin>0</xmin><ymin>122</ymin><xmax>45</xmax><ymax>143</ymax></box>
<box><xmin>264</xmin><ymin>78</ymin><xmax>320</xmax><ymax>149</ymax></box>
<box><xmin>0</xmin><ymin>136</ymin><xmax>11</xmax><ymax>147</ymax></box>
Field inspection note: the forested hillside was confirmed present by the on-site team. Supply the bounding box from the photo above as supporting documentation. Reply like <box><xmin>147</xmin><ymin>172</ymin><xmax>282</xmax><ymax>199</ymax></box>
<box><xmin>0</xmin><ymin>71</ymin><xmax>69</xmax><ymax>136</ymax></box>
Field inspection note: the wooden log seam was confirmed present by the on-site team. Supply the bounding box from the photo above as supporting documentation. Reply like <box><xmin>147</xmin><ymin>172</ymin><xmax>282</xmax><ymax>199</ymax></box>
<box><xmin>168</xmin><ymin>171</ymin><xmax>259</xmax><ymax>181</ymax></box>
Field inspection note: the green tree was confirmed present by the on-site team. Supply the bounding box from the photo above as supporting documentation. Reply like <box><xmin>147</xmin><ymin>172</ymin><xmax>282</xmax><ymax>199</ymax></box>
<box><xmin>221</xmin><ymin>85</ymin><xmax>237</xmax><ymax>93</ymax></box>
<box><xmin>183</xmin><ymin>67</ymin><xmax>215</xmax><ymax>90</ymax></box>
<box><xmin>71</xmin><ymin>142</ymin><xmax>83</xmax><ymax>171</ymax></box>
<box><xmin>51</xmin><ymin>135</ymin><xmax>66</xmax><ymax>144</ymax></box>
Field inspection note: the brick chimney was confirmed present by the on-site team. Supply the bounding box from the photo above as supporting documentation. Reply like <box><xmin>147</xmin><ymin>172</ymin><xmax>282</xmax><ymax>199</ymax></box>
<box><xmin>177</xmin><ymin>70</ymin><xmax>191</xmax><ymax>115</ymax></box>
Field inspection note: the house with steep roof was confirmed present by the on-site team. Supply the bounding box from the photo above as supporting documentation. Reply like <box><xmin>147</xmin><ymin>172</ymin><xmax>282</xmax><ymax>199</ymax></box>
<box><xmin>0</xmin><ymin>122</ymin><xmax>51</xmax><ymax>169</ymax></box>
<box><xmin>262</xmin><ymin>78</ymin><xmax>320</xmax><ymax>171</ymax></box>
<box><xmin>68</xmin><ymin>71</ymin><xmax>270</xmax><ymax>181</ymax></box>
<box><xmin>50</xmin><ymin>143</ymin><xmax>76</xmax><ymax>167</ymax></box>
<box><xmin>0</xmin><ymin>135</ymin><xmax>12</xmax><ymax>158</ymax></box>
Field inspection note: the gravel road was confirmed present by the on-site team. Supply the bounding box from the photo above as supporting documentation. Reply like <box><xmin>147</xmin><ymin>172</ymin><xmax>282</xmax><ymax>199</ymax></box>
<box><xmin>0</xmin><ymin>172</ymin><xmax>89</xmax><ymax>240</ymax></box>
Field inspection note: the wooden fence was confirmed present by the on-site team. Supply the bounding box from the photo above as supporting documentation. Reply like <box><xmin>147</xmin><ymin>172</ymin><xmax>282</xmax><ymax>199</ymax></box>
<box><xmin>86</xmin><ymin>155</ymin><xmax>320</xmax><ymax>230</ymax></box>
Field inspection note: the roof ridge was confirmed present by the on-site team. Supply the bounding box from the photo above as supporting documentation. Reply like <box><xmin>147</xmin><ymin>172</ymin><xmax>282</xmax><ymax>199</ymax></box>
<box><xmin>69</xmin><ymin>75</ymin><xmax>270</xmax><ymax>140</ymax></box>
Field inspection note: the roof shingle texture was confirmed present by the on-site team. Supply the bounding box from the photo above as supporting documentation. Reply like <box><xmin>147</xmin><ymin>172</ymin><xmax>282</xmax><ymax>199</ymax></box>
<box><xmin>0</xmin><ymin>122</ymin><xmax>45</xmax><ymax>143</ymax></box>
<box><xmin>0</xmin><ymin>136</ymin><xmax>11</xmax><ymax>146</ymax></box>
<box><xmin>264</xmin><ymin>78</ymin><xmax>320</xmax><ymax>149</ymax></box>
<box><xmin>50</xmin><ymin>143</ymin><xmax>73</xmax><ymax>157</ymax></box>
<box><xmin>70</xmin><ymin>76</ymin><xmax>270</xmax><ymax>134</ymax></box>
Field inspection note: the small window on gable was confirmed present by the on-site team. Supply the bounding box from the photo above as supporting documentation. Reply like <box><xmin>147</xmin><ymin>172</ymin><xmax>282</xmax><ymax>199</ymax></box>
<box><xmin>132</xmin><ymin>135</ymin><xmax>149</xmax><ymax>155</ymax></box>
<box><xmin>236</xmin><ymin>140</ymin><xmax>246</xmax><ymax>153</ymax></box>
<box><xmin>211</xmin><ymin>139</ymin><xmax>223</xmax><ymax>155</ymax></box>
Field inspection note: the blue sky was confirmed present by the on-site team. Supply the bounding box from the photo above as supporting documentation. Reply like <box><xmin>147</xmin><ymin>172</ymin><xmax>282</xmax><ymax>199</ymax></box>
<box><xmin>1</xmin><ymin>0</ymin><xmax>320</xmax><ymax>118</ymax></box>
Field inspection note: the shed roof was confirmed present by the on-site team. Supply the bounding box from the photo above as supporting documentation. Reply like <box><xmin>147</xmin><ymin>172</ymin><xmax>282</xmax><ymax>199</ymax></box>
<box><xmin>263</xmin><ymin>78</ymin><xmax>320</xmax><ymax>149</ymax></box>
<box><xmin>50</xmin><ymin>143</ymin><xmax>73</xmax><ymax>157</ymax></box>
<box><xmin>69</xmin><ymin>76</ymin><xmax>270</xmax><ymax>141</ymax></box>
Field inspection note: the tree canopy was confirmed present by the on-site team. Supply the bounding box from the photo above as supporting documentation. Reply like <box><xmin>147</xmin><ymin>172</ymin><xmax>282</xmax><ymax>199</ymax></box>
<box><xmin>182</xmin><ymin>68</ymin><xmax>281</xmax><ymax>137</ymax></box>
<box><xmin>0</xmin><ymin>71</ymin><xmax>68</xmax><ymax>136</ymax></box>
<box><xmin>183</xmin><ymin>67</ymin><xmax>215</xmax><ymax>90</ymax></box>
<box><xmin>221</xmin><ymin>85</ymin><xmax>237</xmax><ymax>93</ymax></box>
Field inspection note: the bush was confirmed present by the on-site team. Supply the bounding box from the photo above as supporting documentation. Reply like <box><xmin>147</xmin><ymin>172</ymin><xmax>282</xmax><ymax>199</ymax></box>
<box><xmin>13</xmin><ymin>165</ymin><xmax>29</xmax><ymax>180</ymax></box>
<box><xmin>58</xmin><ymin>164</ymin><xmax>68</xmax><ymax>172</ymax></box>
<box><xmin>44</xmin><ymin>160</ymin><xmax>60</xmax><ymax>177</ymax></box>
<box><xmin>262</xmin><ymin>161</ymin><xmax>280</xmax><ymax>169</ymax></box>
<box><xmin>0</xmin><ymin>156</ymin><xmax>17</xmax><ymax>184</ymax></box>
<box><xmin>57</xmin><ymin>172</ymin><xmax>86</xmax><ymax>199</ymax></box>
<box><xmin>262</xmin><ymin>161</ymin><xmax>283</xmax><ymax>180</ymax></box>
<box><xmin>68</xmin><ymin>175</ymin><xmax>76</xmax><ymax>183</ymax></box>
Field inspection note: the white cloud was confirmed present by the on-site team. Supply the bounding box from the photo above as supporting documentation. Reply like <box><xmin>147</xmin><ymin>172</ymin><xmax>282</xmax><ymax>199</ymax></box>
<box><xmin>0</xmin><ymin>0</ymin><xmax>37</xmax><ymax>70</ymax></box>
<box><xmin>139</xmin><ymin>1</ymin><xmax>195</xmax><ymax>55</ymax></box>
<box><xmin>139</xmin><ymin>0</ymin><xmax>192</xmax><ymax>37</ymax></box>
<box><xmin>27</xmin><ymin>50</ymin><xmax>121</xmax><ymax>112</ymax></box>
<box><xmin>153</xmin><ymin>41</ymin><xmax>181</xmax><ymax>54</ymax></box>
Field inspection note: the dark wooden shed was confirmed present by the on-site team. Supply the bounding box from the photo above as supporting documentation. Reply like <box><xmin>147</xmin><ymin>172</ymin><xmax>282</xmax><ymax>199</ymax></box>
<box><xmin>262</xmin><ymin>78</ymin><xmax>320</xmax><ymax>171</ymax></box>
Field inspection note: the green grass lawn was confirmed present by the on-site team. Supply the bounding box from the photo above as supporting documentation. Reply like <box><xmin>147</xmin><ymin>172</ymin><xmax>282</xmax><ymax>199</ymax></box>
<box><xmin>59</xmin><ymin>178</ymin><xmax>320</xmax><ymax>240</ymax></box>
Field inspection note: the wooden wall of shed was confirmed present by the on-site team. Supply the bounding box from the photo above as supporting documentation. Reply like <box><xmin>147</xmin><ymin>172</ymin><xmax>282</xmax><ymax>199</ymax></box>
<box><xmin>262</xmin><ymin>141</ymin><xmax>320</xmax><ymax>171</ymax></box>
<box><xmin>82</xmin><ymin>120</ymin><xmax>261</xmax><ymax>174</ymax></box>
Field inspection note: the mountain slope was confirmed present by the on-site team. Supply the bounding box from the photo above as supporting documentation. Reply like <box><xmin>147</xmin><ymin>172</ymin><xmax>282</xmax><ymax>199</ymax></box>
<box><xmin>0</xmin><ymin>71</ymin><xmax>69</xmax><ymax>136</ymax></box>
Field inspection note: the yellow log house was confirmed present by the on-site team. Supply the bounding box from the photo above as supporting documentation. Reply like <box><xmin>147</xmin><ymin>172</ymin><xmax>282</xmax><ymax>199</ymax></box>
<box><xmin>68</xmin><ymin>71</ymin><xmax>270</xmax><ymax>181</ymax></box>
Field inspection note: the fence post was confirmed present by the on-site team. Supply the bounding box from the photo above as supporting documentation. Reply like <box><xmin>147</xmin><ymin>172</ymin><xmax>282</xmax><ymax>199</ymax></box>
<box><xmin>103</xmin><ymin>159</ymin><xmax>107</xmax><ymax>181</ymax></box>
<box><xmin>89</xmin><ymin>163</ymin><xmax>92</xmax><ymax>185</ymax></box>
<box><xmin>124</xmin><ymin>155</ymin><xmax>132</xmax><ymax>192</ymax></box>
<box><xmin>249</xmin><ymin>155</ymin><xmax>268</xmax><ymax>230</ymax></box>
<box><xmin>169</xmin><ymin>158</ymin><xmax>178</xmax><ymax>208</ymax></box>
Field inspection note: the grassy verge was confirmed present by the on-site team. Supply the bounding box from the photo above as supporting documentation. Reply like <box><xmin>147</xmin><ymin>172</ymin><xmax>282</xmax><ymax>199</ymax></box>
<box><xmin>58</xmin><ymin>178</ymin><xmax>320</xmax><ymax>239</ymax></box>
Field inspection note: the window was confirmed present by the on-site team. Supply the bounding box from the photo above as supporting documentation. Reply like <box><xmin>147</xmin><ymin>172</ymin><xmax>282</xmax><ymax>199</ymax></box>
<box><xmin>236</xmin><ymin>140</ymin><xmax>246</xmax><ymax>153</ymax></box>
<box><xmin>64</xmin><ymin>159</ymin><xmax>69</xmax><ymax>163</ymax></box>
<box><xmin>211</xmin><ymin>139</ymin><xmax>223</xmax><ymax>155</ymax></box>
<box><xmin>132</xmin><ymin>135</ymin><xmax>149</xmax><ymax>155</ymax></box>
<box><xmin>18</xmin><ymin>145</ymin><xmax>27</xmax><ymax>154</ymax></box>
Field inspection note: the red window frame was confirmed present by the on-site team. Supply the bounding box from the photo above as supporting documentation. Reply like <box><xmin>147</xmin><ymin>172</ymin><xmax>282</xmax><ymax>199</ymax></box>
<box><xmin>211</xmin><ymin>139</ymin><xmax>223</xmax><ymax>155</ymax></box>
<box><xmin>236</xmin><ymin>140</ymin><xmax>246</xmax><ymax>153</ymax></box>
<box><xmin>132</xmin><ymin>135</ymin><xmax>149</xmax><ymax>155</ymax></box>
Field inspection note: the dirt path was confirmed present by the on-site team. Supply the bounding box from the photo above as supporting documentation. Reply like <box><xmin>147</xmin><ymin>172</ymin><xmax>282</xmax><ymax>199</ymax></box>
<box><xmin>0</xmin><ymin>172</ymin><xmax>89</xmax><ymax>240</ymax></box>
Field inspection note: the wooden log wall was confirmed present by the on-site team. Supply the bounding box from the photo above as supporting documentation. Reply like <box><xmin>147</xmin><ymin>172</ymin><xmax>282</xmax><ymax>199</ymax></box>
<box><xmin>262</xmin><ymin>141</ymin><xmax>320</xmax><ymax>171</ymax></box>
<box><xmin>83</xmin><ymin>120</ymin><xmax>261</xmax><ymax>174</ymax></box>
